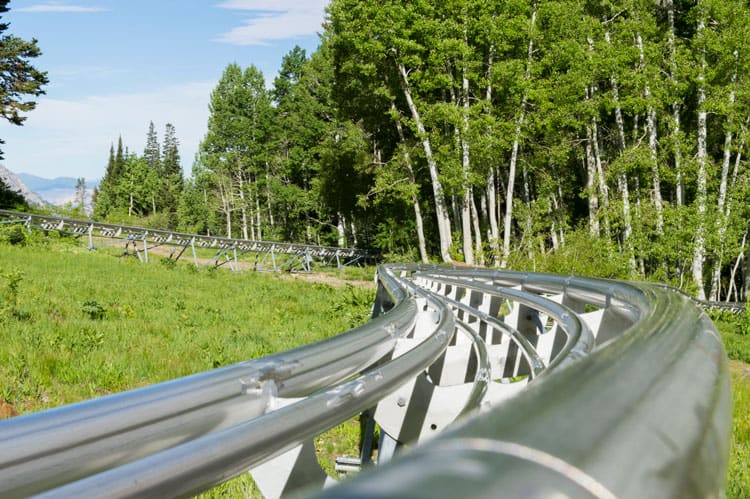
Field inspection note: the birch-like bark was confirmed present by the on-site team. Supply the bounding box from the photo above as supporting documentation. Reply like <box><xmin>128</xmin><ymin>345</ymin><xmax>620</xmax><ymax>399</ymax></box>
<box><xmin>219</xmin><ymin>180</ymin><xmax>232</xmax><ymax>238</ymax></box>
<box><xmin>256</xmin><ymin>192</ymin><xmax>262</xmax><ymax>241</ymax></box>
<box><xmin>391</xmin><ymin>105</ymin><xmax>429</xmax><ymax>263</ymax></box>
<box><xmin>337</xmin><ymin>213</ymin><xmax>345</xmax><ymax>248</ymax></box>
<box><xmin>461</xmin><ymin>47</ymin><xmax>474</xmax><ymax>265</ymax></box>
<box><xmin>484</xmin><ymin>46</ymin><xmax>500</xmax><ymax>257</ymax></box>
<box><xmin>709</xmin><ymin>60</ymin><xmax>739</xmax><ymax>300</ymax></box>
<box><xmin>591</xmin><ymin>119</ymin><xmax>610</xmax><ymax>236</ymax></box>
<box><xmin>665</xmin><ymin>0</ymin><xmax>684</xmax><ymax>206</ymax></box>
<box><xmin>396</xmin><ymin>61</ymin><xmax>453</xmax><ymax>262</ymax></box>
<box><xmin>470</xmin><ymin>192</ymin><xmax>484</xmax><ymax>265</ymax></box>
<box><xmin>637</xmin><ymin>33</ymin><xmax>664</xmax><ymax>232</ymax></box>
<box><xmin>237</xmin><ymin>172</ymin><xmax>249</xmax><ymax>240</ymax></box>
<box><xmin>727</xmin><ymin>232</ymin><xmax>746</xmax><ymax>303</ymax></box>
<box><xmin>606</xmin><ymin>31</ymin><xmax>635</xmax><ymax>272</ymax></box>
<box><xmin>585</xmin><ymin>125</ymin><xmax>600</xmax><ymax>238</ymax></box>
<box><xmin>692</xmin><ymin>15</ymin><xmax>708</xmax><ymax>300</ymax></box>
<box><xmin>265</xmin><ymin>169</ymin><xmax>274</xmax><ymax>228</ymax></box>
<box><xmin>501</xmin><ymin>2</ymin><xmax>537</xmax><ymax>268</ymax></box>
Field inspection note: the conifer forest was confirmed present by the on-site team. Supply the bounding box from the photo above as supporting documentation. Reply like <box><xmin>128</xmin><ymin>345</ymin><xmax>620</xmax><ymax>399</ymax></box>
<box><xmin>91</xmin><ymin>0</ymin><xmax>750</xmax><ymax>301</ymax></box>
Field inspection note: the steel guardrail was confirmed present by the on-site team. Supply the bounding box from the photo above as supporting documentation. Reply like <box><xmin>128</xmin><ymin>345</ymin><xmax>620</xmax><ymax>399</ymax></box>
<box><xmin>0</xmin><ymin>260</ymin><xmax>731</xmax><ymax>498</ymax></box>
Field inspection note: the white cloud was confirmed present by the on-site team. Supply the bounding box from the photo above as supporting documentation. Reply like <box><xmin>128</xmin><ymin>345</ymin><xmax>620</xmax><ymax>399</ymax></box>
<box><xmin>16</xmin><ymin>4</ymin><xmax>108</xmax><ymax>13</ymax></box>
<box><xmin>0</xmin><ymin>82</ymin><xmax>214</xmax><ymax>179</ymax></box>
<box><xmin>215</xmin><ymin>0</ymin><xmax>326</xmax><ymax>46</ymax></box>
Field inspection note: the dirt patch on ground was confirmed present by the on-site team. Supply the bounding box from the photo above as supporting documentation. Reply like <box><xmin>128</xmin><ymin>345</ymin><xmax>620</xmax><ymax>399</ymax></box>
<box><xmin>0</xmin><ymin>399</ymin><xmax>18</xmax><ymax>419</ymax></box>
<box><xmin>730</xmin><ymin>359</ymin><xmax>750</xmax><ymax>381</ymax></box>
<box><xmin>276</xmin><ymin>272</ymin><xmax>376</xmax><ymax>290</ymax></box>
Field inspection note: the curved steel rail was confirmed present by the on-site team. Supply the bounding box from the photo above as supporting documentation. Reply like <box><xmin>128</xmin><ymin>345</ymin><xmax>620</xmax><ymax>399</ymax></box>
<box><xmin>0</xmin><ymin>263</ymin><xmax>731</xmax><ymax>498</ymax></box>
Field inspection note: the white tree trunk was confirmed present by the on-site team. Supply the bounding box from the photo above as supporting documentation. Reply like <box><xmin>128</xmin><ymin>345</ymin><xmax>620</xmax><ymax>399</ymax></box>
<box><xmin>585</xmin><ymin>126</ymin><xmax>600</xmax><ymax>238</ymax></box>
<box><xmin>709</xmin><ymin>60</ymin><xmax>739</xmax><ymax>301</ymax></box>
<box><xmin>501</xmin><ymin>4</ymin><xmax>536</xmax><ymax>269</ymax></box>
<box><xmin>591</xmin><ymin>119</ymin><xmax>610</xmax><ymax>236</ymax></box>
<box><xmin>484</xmin><ymin>47</ymin><xmax>500</xmax><ymax>258</ymax></box>
<box><xmin>396</xmin><ymin>61</ymin><xmax>453</xmax><ymax>261</ymax></box>
<box><xmin>351</xmin><ymin>221</ymin><xmax>358</xmax><ymax>247</ymax></box>
<box><xmin>265</xmin><ymin>169</ymin><xmax>275</xmax><ymax>227</ymax></box>
<box><xmin>470</xmin><ymin>191</ymin><xmax>484</xmax><ymax>265</ymax></box>
<box><xmin>237</xmin><ymin>172</ymin><xmax>249</xmax><ymax>240</ymax></box>
<box><xmin>727</xmin><ymin>232</ymin><xmax>746</xmax><ymax>302</ymax></box>
<box><xmin>256</xmin><ymin>193</ymin><xmax>262</xmax><ymax>241</ymax></box>
<box><xmin>692</xmin><ymin>16</ymin><xmax>708</xmax><ymax>300</ymax></box>
<box><xmin>637</xmin><ymin>33</ymin><xmax>664</xmax><ymax>233</ymax></box>
<box><xmin>337</xmin><ymin>212</ymin><xmax>346</xmax><ymax>248</ymax></box>
<box><xmin>220</xmin><ymin>181</ymin><xmax>232</xmax><ymax>238</ymax></box>
<box><xmin>607</xmin><ymin>44</ymin><xmax>635</xmax><ymax>273</ymax></box>
<box><xmin>664</xmin><ymin>0</ymin><xmax>685</xmax><ymax>206</ymax></box>
<box><xmin>392</xmin><ymin>105</ymin><xmax>429</xmax><ymax>263</ymax></box>
<box><xmin>461</xmin><ymin>59</ymin><xmax>474</xmax><ymax>265</ymax></box>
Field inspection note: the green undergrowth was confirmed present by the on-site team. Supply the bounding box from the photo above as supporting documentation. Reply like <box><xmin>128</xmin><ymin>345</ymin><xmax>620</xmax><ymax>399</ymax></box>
<box><xmin>728</xmin><ymin>361</ymin><xmax>750</xmax><ymax>499</ymax></box>
<box><xmin>711</xmin><ymin>315</ymin><xmax>750</xmax><ymax>498</ymax></box>
<box><xmin>0</xmin><ymin>242</ymin><xmax>372</xmax><ymax>410</ymax></box>
<box><xmin>0</xmin><ymin>232</ymin><xmax>371</xmax><ymax>497</ymax></box>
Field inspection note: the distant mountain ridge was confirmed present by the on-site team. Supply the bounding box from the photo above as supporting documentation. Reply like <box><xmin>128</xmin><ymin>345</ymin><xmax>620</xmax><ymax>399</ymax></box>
<box><xmin>17</xmin><ymin>173</ymin><xmax>81</xmax><ymax>193</ymax></box>
<box><xmin>0</xmin><ymin>164</ymin><xmax>46</xmax><ymax>206</ymax></box>
<box><xmin>17</xmin><ymin>173</ymin><xmax>81</xmax><ymax>206</ymax></box>
<box><xmin>18</xmin><ymin>172</ymin><xmax>99</xmax><ymax>207</ymax></box>
<box><xmin>0</xmin><ymin>167</ymin><xmax>99</xmax><ymax>207</ymax></box>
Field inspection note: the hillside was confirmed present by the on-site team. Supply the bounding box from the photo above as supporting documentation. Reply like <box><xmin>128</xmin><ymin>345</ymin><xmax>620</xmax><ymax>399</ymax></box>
<box><xmin>0</xmin><ymin>165</ymin><xmax>45</xmax><ymax>206</ymax></box>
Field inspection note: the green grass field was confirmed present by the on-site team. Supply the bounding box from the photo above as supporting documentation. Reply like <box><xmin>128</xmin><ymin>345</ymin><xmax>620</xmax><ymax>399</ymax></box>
<box><xmin>0</xmin><ymin>230</ymin><xmax>371</xmax><ymax>497</ymax></box>
<box><xmin>1</xmin><ymin>227</ymin><xmax>749</xmax><ymax>497</ymax></box>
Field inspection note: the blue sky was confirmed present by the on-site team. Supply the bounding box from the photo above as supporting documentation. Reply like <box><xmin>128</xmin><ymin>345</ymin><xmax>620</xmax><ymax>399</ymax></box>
<box><xmin>0</xmin><ymin>0</ymin><xmax>327</xmax><ymax>180</ymax></box>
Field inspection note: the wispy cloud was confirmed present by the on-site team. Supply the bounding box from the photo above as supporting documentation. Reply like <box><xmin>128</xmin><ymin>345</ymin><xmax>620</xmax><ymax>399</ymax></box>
<box><xmin>215</xmin><ymin>0</ymin><xmax>326</xmax><ymax>46</ymax></box>
<box><xmin>16</xmin><ymin>3</ymin><xmax>108</xmax><ymax>13</ymax></box>
<box><xmin>0</xmin><ymin>82</ymin><xmax>214</xmax><ymax>179</ymax></box>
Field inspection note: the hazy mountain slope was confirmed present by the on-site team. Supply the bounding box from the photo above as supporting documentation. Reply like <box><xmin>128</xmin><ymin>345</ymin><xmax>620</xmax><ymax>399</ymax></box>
<box><xmin>0</xmin><ymin>165</ymin><xmax>46</xmax><ymax>206</ymax></box>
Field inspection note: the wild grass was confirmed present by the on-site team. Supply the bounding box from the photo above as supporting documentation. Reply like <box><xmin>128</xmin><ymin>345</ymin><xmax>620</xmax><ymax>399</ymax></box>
<box><xmin>0</xmin><ymin>241</ymin><xmax>372</xmax><ymax>410</ymax></box>
<box><xmin>711</xmin><ymin>315</ymin><xmax>750</xmax><ymax>499</ymax></box>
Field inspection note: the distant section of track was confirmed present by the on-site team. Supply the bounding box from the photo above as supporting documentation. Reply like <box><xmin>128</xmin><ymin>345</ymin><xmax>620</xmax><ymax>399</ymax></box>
<box><xmin>0</xmin><ymin>209</ymin><xmax>374</xmax><ymax>271</ymax></box>
<box><xmin>0</xmin><ymin>215</ymin><xmax>732</xmax><ymax>498</ymax></box>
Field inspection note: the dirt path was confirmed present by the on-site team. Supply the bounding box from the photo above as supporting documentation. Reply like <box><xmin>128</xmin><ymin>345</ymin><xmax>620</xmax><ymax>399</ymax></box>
<box><xmin>276</xmin><ymin>272</ymin><xmax>376</xmax><ymax>289</ymax></box>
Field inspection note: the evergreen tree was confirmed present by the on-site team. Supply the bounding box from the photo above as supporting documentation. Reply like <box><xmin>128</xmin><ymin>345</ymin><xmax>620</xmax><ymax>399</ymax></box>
<box><xmin>114</xmin><ymin>136</ymin><xmax>125</xmax><ymax>179</ymax></box>
<box><xmin>162</xmin><ymin>123</ymin><xmax>181</xmax><ymax>177</ymax></box>
<box><xmin>143</xmin><ymin>121</ymin><xmax>161</xmax><ymax>171</ymax></box>
<box><xmin>161</xmin><ymin>122</ymin><xmax>183</xmax><ymax>226</ymax></box>
<box><xmin>273</xmin><ymin>45</ymin><xmax>306</xmax><ymax>104</ymax></box>
<box><xmin>0</xmin><ymin>0</ymin><xmax>48</xmax><ymax>158</ymax></box>
<box><xmin>0</xmin><ymin>178</ymin><xmax>26</xmax><ymax>209</ymax></box>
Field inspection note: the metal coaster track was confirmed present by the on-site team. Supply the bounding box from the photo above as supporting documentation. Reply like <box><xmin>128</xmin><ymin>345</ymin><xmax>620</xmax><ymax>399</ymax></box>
<box><xmin>0</xmin><ymin>209</ymin><xmax>374</xmax><ymax>271</ymax></box>
<box><xmin>0</xmin><ymin>235</ymin><xmax>731</xmax><ymax>497</ymax></box>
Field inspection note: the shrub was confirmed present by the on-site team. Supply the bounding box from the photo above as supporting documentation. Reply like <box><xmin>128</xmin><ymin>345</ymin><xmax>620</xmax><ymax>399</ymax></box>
<box><xmin>81</xmin><ymin>300</ymin><xmax>106</xmax><ymax>320</ymax></box>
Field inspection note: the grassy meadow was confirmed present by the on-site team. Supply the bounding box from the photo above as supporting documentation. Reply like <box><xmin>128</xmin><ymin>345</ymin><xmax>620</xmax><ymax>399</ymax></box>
<box><xmin>1</xmin><ymin>226</ymin><xmax>749</xmax><ymax>497</ymax></box>
<box><xmin>0</xmin><ymin>227</ymin><xmax>371</xmax><ymax>496</ymax></box>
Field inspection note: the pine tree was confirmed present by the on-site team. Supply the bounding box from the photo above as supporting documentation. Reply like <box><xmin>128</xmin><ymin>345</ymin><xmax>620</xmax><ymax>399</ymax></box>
<box><xmin>0</xmin><ymin>0</ymin><xmax>48</xmax><ymax>158</ymax></box>
<box><xmin>162</xmin><ymin>123</ymin><xmax>181</xmax><ymax>177</ymax></box>
<box><xmin>143</xmin><ymin>121</ymin><xmax>161</xmax><ymax>171</ymax></box>
<box><xmin>114</xmin><ymin>136</ymin><xmax>125</xmax><ymax>178</ymax></box>
<box><xmin>161</xmin><ymin>122</ymin><xmax>183</xmax><ymax>226</ymax></box>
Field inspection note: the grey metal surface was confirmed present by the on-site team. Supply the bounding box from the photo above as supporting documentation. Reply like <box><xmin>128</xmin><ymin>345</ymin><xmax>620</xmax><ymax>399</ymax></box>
<box><xmin>0</xmin><ymin>261</ymin><xmax>731</xmax><ymax>498</ymax></box>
